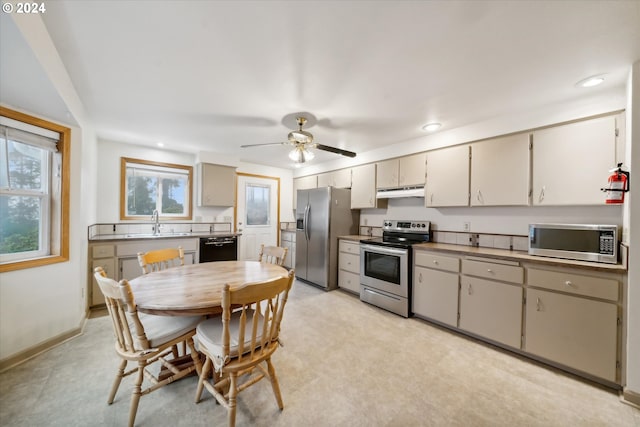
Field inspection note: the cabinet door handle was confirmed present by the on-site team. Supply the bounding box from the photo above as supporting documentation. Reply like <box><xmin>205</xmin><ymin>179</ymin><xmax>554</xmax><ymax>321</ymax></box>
<box><xmin>432</xmin><ymin>260</ymin><xmax>438</xmax><ymax>265</ymax></box>
<box><xmin>468</xmin><ymin>284</ymin><xmax>472</xmax><ymax>295</ymax></box>
<box><xmin>564</xmin><ymin>280</ymin><xmax>573</xmax><ymax>287</ymax></box>
<box><xmin>430</xmin><ymin>193</ymin><xmax>433</xmax><ymax>204</ymax></box>
<box><xmin>536</xmin><ymin>297</ymin><xmax>541</xmax><ymax>311</ymax></box>
<box><xmin>487</xmin><ymin>268</ymin><xmax>493</xmax><ymax>273</ymax></box>
<box><xmin>538</xmin><ymin>186</ymin><xmax>545</xmax><ymax>203</ymax></box>
<box><xmin>419</xmin><ymin>273</ymin><xmax>423</xmax><ymax>283</ymax></box>
<box><xmin>476</xmin><ymin>189</ymin><xmax>483</xmax><ymax>204</ymax></box>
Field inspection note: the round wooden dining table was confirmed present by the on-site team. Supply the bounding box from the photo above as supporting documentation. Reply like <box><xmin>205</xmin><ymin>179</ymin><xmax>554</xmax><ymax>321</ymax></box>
<box><xmin>129</xmin><ymin>260</ymin><xmax>289</xmax><ymax>316</ymax></box>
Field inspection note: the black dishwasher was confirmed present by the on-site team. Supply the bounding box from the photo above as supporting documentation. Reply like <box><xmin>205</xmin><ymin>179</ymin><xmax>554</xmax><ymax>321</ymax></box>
<box><xmin>199</xmin><ymin>235</ymin><xmax>238</xmax><ymax>263</ymax></box>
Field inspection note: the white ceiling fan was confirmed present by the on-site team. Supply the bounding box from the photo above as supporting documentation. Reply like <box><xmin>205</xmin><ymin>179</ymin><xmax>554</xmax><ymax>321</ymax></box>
<box><xmin>240</xmin><ymin>112</ymin><xmax>357</xmax><ymax>163</ymax></box>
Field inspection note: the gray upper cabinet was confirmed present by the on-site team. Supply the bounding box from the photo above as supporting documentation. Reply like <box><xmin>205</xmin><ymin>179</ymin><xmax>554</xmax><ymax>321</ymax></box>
<box><xmin>197</xmin><ymin>163</ymin><xmax>236</xmax><ymax>207</ymax></box>
<box><xmin>425</xmin><ymin>145</ymin><xmax>470</xmax><ymax>207</ymax></box>
<box><xmin>351</xmin><ymin>164</ymin><xmax>386</xmax><ymax>209</ymax></box>
<box><xmin>377</xmin><ymin>153</ymin><xmax>426</xmax><ymax>190</ymax></box>
<box><xmin>293</xmin><ymin>175</ymin><xmax>318</xmax><ymax>208</ymax></box>
<box><xmin>531</xmin><ymin>115</ymin><xmax>617</xmax><ymax>205</ymax></box>
<box><xmin>317</xmin><ymin>169</ymin><xmax>352</xmax><ymax>188</ymax></box>
<box><xmin>470</xmin><ymin>133</ymin><xmax>530</xmax><ymax>206</ymax></box>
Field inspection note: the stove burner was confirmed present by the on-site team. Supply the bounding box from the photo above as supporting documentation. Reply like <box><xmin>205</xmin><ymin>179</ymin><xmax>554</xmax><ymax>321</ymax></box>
<box><xmin>360</xmin><ymin>219</ymin><xmax>430</xmax><ymax>248</ymax></box>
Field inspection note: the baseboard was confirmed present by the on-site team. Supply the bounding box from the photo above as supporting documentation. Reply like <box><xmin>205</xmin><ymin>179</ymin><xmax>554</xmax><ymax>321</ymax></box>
<box><xmin>0</xmin><ymin>317</ymin><xmax>86</xmax><ymax>373</ymax></box>
<box><xmin>622</xmin><ymin>389</ymin><xmax>640</xmax><ymax>409</ymax></box>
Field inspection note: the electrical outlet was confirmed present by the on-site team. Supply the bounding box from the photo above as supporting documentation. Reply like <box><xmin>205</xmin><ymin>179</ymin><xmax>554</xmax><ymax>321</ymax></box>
<box><xmin>463</xmin><ymin>222</ymin><xmax>471</xmax><ymax>232</ymax></box>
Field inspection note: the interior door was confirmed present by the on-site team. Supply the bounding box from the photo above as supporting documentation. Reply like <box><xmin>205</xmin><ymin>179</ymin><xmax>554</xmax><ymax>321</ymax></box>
<box><xmin>236</xmin><ymin>173</ymin><xmax>279</xmax><ymax>260</ymax></box>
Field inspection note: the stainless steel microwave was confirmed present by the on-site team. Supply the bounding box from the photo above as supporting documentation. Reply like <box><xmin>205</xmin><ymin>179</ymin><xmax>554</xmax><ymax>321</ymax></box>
<box><xmin>528</xmin><ymin>223</ymin><xmax>619</xmax><ymax>264</ymax></box>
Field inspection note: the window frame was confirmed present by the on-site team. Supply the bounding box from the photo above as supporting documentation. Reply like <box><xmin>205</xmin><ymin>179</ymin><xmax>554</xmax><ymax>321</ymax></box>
<box><xmin>0</xmin><ymin>107</ymin><xmax>70</xmax><ymax>272</ymax></box>
<box><xmin>120</xmin><ymin>157</ymin><xmax>193</xmax><ymax>220</ymax></box>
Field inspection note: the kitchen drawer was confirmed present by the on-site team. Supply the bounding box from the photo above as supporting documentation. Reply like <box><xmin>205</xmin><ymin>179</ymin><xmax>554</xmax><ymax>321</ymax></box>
<box><xmin>338</xmin><ymin>269</ymin><xmax>360</xmax><ymax>294</ymax></box>
<box><xmin>462</xmin><ymin>258</ymin><xmax>523</xmax><ymax>284</ymax></box>
<box><xmin>527</xmin><ymin>268</ymin><xmax>619</xmax><ymax>302</ymax></box>
<box><xmin>414</xmin><ymin>251</ymin><xmax>459</xmax><ymax>273</ymax></box>
<box><xmin>339</xmin><ymin>240</ymin><xmax>360</xmax><ymax>255</ymax></box>
<box><xmin>92</xmin><ymin>245</ymin><xmax>115</xmax><ymax>258</ymax></box>
<box><xmin>339</xmin><ymin>252</ymin><xmax>360</xmax><ymax>274</ymax></box>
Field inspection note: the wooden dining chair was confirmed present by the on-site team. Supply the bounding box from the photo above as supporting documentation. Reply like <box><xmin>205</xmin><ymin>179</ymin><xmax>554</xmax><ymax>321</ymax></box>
<box><xmin>93</xmin><ymin>266</ymin><xmax>203</xmax><ymax>427</ymax></box>
<box><xmin>137</xmin><ymin>246</ymin><xmax>184</xmax><ymax>274</ymax></box>
<box><xmin>195</xmin><ymin>269</ymin><xmax>295</xmax><ymax>427</ymax></box>
<box><xmin>258</xmin><ymin>244</ymin><xmax>288</xmax><ymax>266</ymax></box>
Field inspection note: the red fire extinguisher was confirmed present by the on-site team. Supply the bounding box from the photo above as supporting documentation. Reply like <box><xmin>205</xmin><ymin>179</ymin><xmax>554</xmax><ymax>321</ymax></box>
<box><xmin>602</xmin><ymin>163</ymin><xmax>629</xmax><ymax>204</ymax></box>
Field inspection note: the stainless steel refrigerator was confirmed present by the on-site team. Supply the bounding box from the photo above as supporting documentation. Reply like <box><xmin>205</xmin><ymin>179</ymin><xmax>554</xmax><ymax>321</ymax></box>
<box><xmin>295</xmin><ymin>187</ymin><xmax>359</xmax><ymax>290</ymax></box>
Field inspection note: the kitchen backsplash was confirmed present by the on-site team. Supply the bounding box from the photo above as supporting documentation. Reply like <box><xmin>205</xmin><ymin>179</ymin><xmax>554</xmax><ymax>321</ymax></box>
<box><xmin>358</xmin><ymin>226</ymin><xmax>528</xmax><ymax>251</ymax></box>
<box><xmin>282</xmin><ymin>222</ymin><xmax>527</xmax><ymax>250</ymax></box>
<box><xmin>88</xmin><ymin>222</ymin><xmax>232</xmax><ymax>239</ymax></box>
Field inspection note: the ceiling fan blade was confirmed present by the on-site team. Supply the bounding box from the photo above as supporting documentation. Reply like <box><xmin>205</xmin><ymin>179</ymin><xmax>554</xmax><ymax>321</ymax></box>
<box><xmin>240</xmin><ymin>142</ymin><xmax>288</xmax><ymax>148</ymax></box>
<box><xmin>315</xmin><ymin>144</ymin><xmax>357</xmax><ymax>158</ymax></box>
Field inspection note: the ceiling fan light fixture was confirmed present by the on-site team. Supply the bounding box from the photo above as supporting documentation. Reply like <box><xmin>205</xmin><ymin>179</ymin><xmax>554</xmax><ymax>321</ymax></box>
<box><xmin>288</xmin><ymin>146</ymin><xmax>315</xmax><ymax>163</ymax></box>
<box><xmin>421</xmin><ymin>122</ymin><xmax>442</xmax><ymax>132</ymax></box>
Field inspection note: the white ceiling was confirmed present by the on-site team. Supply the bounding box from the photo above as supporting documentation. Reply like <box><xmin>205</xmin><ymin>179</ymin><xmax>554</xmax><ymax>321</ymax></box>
<box><xmin>5</xmin><ymin>1</ymin><xmax>640</xmax><ymax>169</ymax></box>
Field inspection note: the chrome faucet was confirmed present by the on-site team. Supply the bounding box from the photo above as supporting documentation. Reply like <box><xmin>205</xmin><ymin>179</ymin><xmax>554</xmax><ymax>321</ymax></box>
<box><xmin>151</xmin><ymin>209</ymin><xmax>160</xmax><ymax>235</ymax></box>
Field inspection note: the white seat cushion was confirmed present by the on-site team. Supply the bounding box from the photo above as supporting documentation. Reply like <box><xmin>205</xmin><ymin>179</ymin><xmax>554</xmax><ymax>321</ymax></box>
<box><xmin>134</xmin><ymin>313</ymin><xmax>201</xmax><ymax>348</ymax></box>
<box><xmin>196</xmin><ymin>310</ymin><xmax>265</xmax><ymax>359</ymax></box>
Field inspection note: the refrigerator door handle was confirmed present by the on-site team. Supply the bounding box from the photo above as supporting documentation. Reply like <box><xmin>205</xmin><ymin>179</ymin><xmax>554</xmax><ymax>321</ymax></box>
<box><xmin>304</xmin><ymin>203</ymin><xmax>310</xmax><ymax>241</ymax></box>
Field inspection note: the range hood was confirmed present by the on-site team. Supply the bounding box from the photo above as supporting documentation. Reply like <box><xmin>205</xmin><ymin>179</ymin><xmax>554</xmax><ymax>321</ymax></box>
<box><xmin>376</xmin><ymin>187</ymin><xmax>425</xmax><ymax>199</ymax></box>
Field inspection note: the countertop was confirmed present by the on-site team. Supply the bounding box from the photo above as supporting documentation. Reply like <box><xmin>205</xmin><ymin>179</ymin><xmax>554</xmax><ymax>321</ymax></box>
<box><xmin>89</xmin><ymin>231</ymin><xmax>240</xmax><ymax>242</ymax></box>
<box><xmin>339</xmin><ymin>235</ymin><xmax>372</xmax><ymax>242</ymax></box>
<box><xmin>338</xmin><ymin>235</ymin><xmax>627</xmax><ymax>273</ymax></box>
<box><xmin>413</xmin><ymin>242</ymin><xmax>627</xmax><ymax>273</ymax></box>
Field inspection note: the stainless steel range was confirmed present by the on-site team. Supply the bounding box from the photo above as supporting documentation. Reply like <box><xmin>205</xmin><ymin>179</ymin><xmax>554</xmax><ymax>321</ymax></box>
<box><xmin>359</xmin><ymin>220</ymin><xmax>430</xmax><ymax>317</ymax></box>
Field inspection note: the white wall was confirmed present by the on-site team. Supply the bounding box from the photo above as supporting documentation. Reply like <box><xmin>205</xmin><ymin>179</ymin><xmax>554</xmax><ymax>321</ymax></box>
<box><xmin>0</xmin><ymin>14</ymin><xmax>96</xmax><ymax>362</ymax></box>
<box><xmin>0</xmin><ymin>120</ymin><xmax>94</xmax><ymax>361</ymax></box>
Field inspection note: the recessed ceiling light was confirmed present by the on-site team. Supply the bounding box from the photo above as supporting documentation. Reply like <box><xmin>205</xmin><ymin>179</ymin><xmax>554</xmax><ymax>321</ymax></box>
<box><xmin>156</xmin><ymin>142</ymin><xmax>164</xmax><ymax>147</ymax></box>
<box><xmin>421</xmin><ymin>123</ymin><xmax>441</xmax><ymax>132</ymax></box>
<box><xmin>576</xmin><ymin>75</ymin><xmax>605</xmax><ymax>88</ymax></box>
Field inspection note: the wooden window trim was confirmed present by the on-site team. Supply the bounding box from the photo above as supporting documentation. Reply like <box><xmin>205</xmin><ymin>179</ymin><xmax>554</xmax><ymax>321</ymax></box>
<box><xmin>120</xmin><ymin>157</ymin><xmax>193</xmax><ymax>220</ymax></box>
<box><xmin>0</xmin><ymin>107</ymin><xmax>70</xmax><ymax>273</ymax></box>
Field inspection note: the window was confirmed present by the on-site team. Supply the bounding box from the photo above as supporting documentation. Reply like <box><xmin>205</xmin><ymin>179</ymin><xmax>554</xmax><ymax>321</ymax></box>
<box><xmin>120</xmin><ymin>158</ymin><xmax>193</xmax><ymax>220</ymax></box>
<box><xmin>245</xmin><ymin>183</ymin><xmax>270</xmax><ymax>226</ymax></box>
<box><xmin>0</xmin><ymin>107</ymin><xmax>70</xmax><ymax>272</ymax></box>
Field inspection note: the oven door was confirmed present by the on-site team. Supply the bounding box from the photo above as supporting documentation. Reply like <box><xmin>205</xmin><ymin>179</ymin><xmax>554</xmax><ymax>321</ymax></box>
<box><xmin>360</xmin><ymin>244</ymin><xmax>408</xmax><ymax>298</ymax></box>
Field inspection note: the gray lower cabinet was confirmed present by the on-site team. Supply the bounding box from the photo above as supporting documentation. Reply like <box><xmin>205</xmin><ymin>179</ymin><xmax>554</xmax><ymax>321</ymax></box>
<box><xmin>119</xmin><ymin>252</ymin><xmax>196</xmax><ymax>281</ymax></box>
<box><xmin>88</xmin><ymin>238</ymin><xmax>198</xmax><ymax>308</ymax></box>
<box><xmin>412</xmin><ymin>251</ymin><xmax>460</xmax><ymax>327</ymax></box>
<box><xmin>411</xmin><ymin>249</ymin><xmax>624</xmax><ymax>385</ymax></box>
<box><xmin>459</xmin><ymin>258</ymin><xmax>524</xmax><ymax>349</ymax></box>
<box><xmin>338</xmin><ymin>239</ymin><xmax>360</xmax><ymax>294</ymax></box>
<box><xmin>459</xmin><ymin>276</ymin><xmax>523</xmax><ymax>348</ymax></box>
<box><xmin>281</xmin><ymin>230</ymin><xmax>296</xmax><ymax>269</ymax></box>
<box><xmin>525</xmin><ymin>288</ymin><xmax>618</xmax><ymax>382</ymax></box>
<box><xmin>524</xmin><ymin>266</ymin><xmax>621</xmax><ymax>383</ymax></box>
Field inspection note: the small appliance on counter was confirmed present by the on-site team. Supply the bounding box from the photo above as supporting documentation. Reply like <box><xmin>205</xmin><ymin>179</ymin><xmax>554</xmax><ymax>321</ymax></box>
<box><xmin>528</xmin><ymin>223</ymin><xmax>619</xmax><ymax>264</ymax></box>
<box><xmin>359</xmin><ymin>220</ymin><xmax>430</xmax><ymax>317</ymax></box>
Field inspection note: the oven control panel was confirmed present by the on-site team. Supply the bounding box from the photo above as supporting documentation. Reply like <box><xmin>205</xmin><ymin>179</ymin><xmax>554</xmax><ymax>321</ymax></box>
<box><xmin>382</xmin><ymin>220</ymin><xmax>430</xmax><ymax>233</ymax></box>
